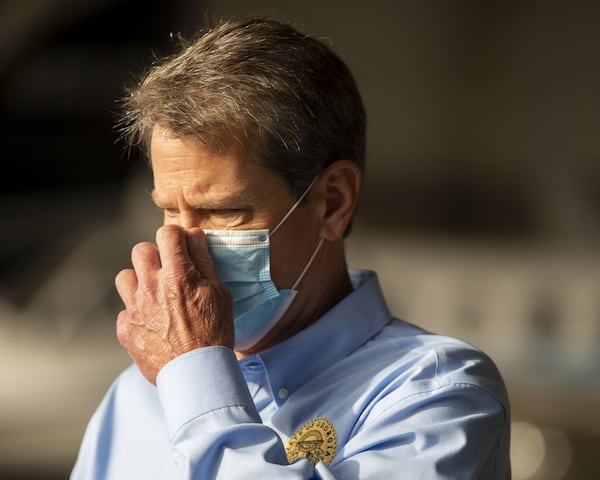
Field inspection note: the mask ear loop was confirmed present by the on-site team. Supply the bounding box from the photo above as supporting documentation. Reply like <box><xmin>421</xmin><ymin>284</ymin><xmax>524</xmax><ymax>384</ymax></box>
<box><xmin>291</xmin><ymin>238</ymin><xmax>324</xmax><ymax>290</ymax></box>
<box><xmin>270</xmin><ymin>176</ymin><xmax>319</xmax><ymax>236</ymax></box>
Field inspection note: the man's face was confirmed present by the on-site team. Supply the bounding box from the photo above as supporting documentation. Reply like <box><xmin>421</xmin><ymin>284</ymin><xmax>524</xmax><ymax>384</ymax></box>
<box><xmin>149</xmin><ymin>125</ymin><xmax>321</xmax><ymax>292</ymax></box>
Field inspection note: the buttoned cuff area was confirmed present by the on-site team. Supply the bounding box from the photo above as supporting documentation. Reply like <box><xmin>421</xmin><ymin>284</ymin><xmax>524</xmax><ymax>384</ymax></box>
<box><xmin>156</xmin><ymin>346</ymin><xmax>260</xmax><ymax>441</ymax></box>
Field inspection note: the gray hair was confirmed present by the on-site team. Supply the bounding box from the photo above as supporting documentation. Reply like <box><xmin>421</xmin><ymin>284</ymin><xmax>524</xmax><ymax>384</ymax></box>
<box><xmin>120</xmin><ymin>16</ymin><xmax>366</xmax><ymax>199</ymax></box>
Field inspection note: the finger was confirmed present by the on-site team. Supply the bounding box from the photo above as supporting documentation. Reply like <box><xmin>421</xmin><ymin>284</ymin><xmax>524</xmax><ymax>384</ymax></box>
<box><xmin>131</xmin><ymin>241</ymin><xmax>161</xmax><ymax>287</ymax></box>
<box><xmin>155</xmin><ymin>225</ymin><xmax>193</xmax><ymax>277</ymax></box>
<box><xmin>115</xmin><ymin>268</ymin><xmax>137</xmax><ymax>308</ymax></box>
<box><xmin>116</xmin><ymin>310</ymin><xmax>131</xmax><ymax>351</ymax></box>
<box><xmin>115</xmin><ymin>309</ymin><xmax>130</xmax><ymax>348</ymax></box>
<box><xmin>186</xmin><ymin>228</ymin><xmax>219</xmax><ymax>281</ymax></box>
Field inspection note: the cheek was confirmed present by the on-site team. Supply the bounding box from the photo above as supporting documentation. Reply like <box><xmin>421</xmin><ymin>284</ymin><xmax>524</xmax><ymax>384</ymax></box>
<box><xmin>269</xmin><ymin>221</ymin><xmax>320</xmax><ymax>288</ymax></box>
<box><xmin>269</xmin><ymin>249</ymin><xmax>300</xmax><ymax>289</ymax></box>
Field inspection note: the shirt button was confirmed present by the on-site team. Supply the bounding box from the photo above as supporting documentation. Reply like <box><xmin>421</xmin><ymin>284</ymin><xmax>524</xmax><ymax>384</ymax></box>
<box><xmin>277</xmin><ymin>387</ymin><xmax>289</xmax><ymax>399</ymax></box>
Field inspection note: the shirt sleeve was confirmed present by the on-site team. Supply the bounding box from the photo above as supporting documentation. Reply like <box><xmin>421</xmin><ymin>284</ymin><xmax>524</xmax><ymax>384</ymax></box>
<box><xmin>156</xmin><ymin>346</ymin><xmax>510</xmax><ymax>480</ymax></box>
<box><xmin>156</xmin><ymin>346</ymin><xmax>320</xmax><ymax>479</ymax></box>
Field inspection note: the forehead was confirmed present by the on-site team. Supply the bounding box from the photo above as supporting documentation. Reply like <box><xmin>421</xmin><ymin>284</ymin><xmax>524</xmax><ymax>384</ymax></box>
<box><xmin>150</xmin><ymin>126</ymin><xmax>290</xmax><ymax>205</ymax></box>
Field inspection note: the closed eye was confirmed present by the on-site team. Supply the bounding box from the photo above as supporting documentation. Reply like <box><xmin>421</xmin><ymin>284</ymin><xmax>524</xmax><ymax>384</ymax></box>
<box><xmin>208</xmin><ymin>208</ymin><xmax>251</xmax><ymax>226</ymax></box>
<box><xmin>208</xmin><ymin>208</ymin><xmax>246</xmax><ymax>216</ymax></box>
<box><xmin>163</xmin><ymin>208</ymin><xmax>179</xmax><ymax>218</ymax></box>
<box><xmin>156</xmin><ymin>203</ymin><xmax>251</xmax><ymax>228</ymax></box>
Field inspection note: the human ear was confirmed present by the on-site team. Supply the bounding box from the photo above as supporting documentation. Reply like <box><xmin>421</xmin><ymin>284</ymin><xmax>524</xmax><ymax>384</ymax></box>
<box><xmin>317</xmin><ymin>160</ymin><xmax>362</xmax><ymax>241</ymax></box>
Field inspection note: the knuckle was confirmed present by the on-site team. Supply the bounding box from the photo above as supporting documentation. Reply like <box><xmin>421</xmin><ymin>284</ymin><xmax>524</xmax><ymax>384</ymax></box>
<box><xmin>115</xmin><ymin>269</ymin><xmax>137</xmax><ymax>301</ymax></box>
<box><xmin>156</xmin><ymin>224</ymin><xmax>182</xmax><ymax>243</ymax></box>
<box><xmin>115</xmin><ymin>268</ymin><xmax>132</xmax><ymax>285</ymax></box>
<box><xmin>131</xmin><ymin>241</ymin><xmax>157</xmax><ymax>260</ymax></box>
<box><xmin>115</xmin><ymin>311</ymin><xmax>129</xmax><ymax>343</ymax></box>
<box><xmin>163</xmin><ymin>258</ymin><xmax>196</xmax><ymax>283</ymax></box>
<box><xmin>161</xmin><ymin>264</ymin><xmax>186</xmax><ymax>283</ymax></box>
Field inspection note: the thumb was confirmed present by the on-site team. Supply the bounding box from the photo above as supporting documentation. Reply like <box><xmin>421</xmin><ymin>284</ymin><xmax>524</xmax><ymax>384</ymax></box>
<box><xmin>185</xmin><ymin>228</ymin><xmax>219</xmax><ymax>281</ymax></box>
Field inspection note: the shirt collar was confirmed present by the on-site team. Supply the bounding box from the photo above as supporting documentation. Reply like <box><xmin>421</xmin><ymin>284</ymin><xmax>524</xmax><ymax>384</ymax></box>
<box><xmin>255</xmin><ymin>269</ymin><xmax>392</xmax><ymax>406</ymax></box>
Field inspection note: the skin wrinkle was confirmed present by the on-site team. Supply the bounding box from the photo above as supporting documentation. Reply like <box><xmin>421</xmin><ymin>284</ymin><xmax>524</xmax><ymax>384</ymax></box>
<box><xmin>150</xmin><ymin>134</ymin><xmax>270</xmax><ymax>230</ymax></box>
<box><xmin>161</xmin><ymin>252</ymin><xmax>232</xmax><ymax>351</ymax></box>
<box><xmin>118</xmin><ymin>249</ymin><xmax>234</xmax><ymax>382</ymax></box>
<box><xmin>115</xmin><ymin>122</ymin><xmax>359</xmax><ymax>381</ymax></box>
<box><xmin>73</xmin><ymin>21</ymin><xmax>509</xmax><ymax>479</ymax></box>
<box><xmin>121</xmin><ymin>21</ymin><xmax>365</xmax><ymax>202</ymax></box>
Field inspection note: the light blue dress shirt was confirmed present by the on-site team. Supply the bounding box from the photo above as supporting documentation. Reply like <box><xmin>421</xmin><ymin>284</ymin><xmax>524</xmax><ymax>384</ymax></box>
<box><xmin>72</xmin><ymin>269</ymin><xmax>510</xmax><ymax>479</ymax></box>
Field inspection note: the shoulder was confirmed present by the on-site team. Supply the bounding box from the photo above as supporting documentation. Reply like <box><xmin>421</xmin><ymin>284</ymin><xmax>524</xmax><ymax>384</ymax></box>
<box><xmin>91</xmin><ymin>363</ymin><xmax>160</xmax><ymax>422</ymax></box>
<box><xmin>105</xmin><ymin>362</ymin><xmax>153</xmax><ymax>396</ymax></box>
<box><xmin>82</xmin><ymin>363</ymin><xmax>164</xmax><ymax>450</ymax></box>
<box><xmin>352</xmin><ymin>319</ymin><xmax>510</xmax><ymax>412</ymax></box>
<box><xmin>334</xmin><ymin>320</ymin><xmax>511</xmax><ymax>479</ymax></box>
<box><xmin>72</xmin><ymin>364</ymin><xmax>172</xmax><ymax>478</ymax></box>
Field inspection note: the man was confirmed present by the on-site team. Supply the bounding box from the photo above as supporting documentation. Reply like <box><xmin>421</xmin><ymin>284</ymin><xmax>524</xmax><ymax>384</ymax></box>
<box><xmin>72</xmin><ymin>17</ymin><xmax>510</xmax><ymax>479</ymax></box>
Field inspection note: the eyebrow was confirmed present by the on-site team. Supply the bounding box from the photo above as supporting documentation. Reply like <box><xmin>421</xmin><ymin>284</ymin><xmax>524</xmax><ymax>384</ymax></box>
<box><xmin>149</xmin><ymin>190</ymin><xmax>168</xmax><ymax>208</ymax></box>
<box><xmin>149</xmin><ymin>189</ymin><xmax>251</xmax><ymax>210</ymax></box>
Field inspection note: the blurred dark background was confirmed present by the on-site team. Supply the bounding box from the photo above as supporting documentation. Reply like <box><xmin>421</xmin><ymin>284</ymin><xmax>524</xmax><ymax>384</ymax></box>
<box><xmin>0</xmin><ymin>0</ymin><xmax>192</xmax><ymax>308</ymax></box>
<box><xmin>1</xmin><ymin>1</ymin><xmax>599</xmax><ymax>479</ymax></box>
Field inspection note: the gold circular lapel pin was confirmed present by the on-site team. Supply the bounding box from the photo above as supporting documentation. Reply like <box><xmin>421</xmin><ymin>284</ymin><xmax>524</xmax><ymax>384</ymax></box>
<box><xmin>285</xmin><ymin>417</ymin><xmax>337</xmax><ymax>466</ymax></box>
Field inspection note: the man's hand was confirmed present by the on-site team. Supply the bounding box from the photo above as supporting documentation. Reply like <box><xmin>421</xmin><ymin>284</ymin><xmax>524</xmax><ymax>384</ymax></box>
<box><xmin>115</xmin><ymin>225</ymin><xmax>234</xmax><ymax>384</ymax></box>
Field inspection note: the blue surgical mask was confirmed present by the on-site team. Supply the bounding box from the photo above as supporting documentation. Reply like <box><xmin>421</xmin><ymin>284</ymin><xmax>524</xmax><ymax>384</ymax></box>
<box><xmin>204</xmin><ymin>178</ymin><xmax>322</xmax><ymax>351</ymax></box>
